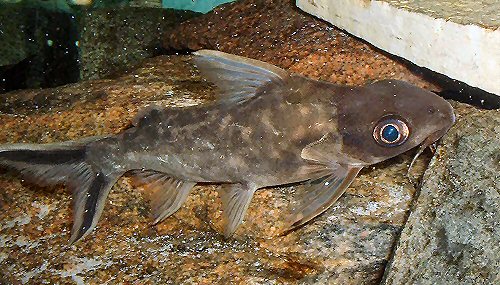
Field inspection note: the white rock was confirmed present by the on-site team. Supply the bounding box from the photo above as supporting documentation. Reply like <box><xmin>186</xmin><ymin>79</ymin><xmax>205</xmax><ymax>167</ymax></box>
<box><xmin>296</xmin><ymin>0</ymin><xmax>500</xmax><ymax>96</ymax></box>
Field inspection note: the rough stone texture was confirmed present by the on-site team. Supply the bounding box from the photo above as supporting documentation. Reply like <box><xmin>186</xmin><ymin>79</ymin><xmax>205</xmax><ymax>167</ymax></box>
<box><xmin>77</xmin><ymin>7</ymin><xmax>198</xmax><ymax>80</ymax></box>
<box><xmin>296</xmin><ymin>0</ymin><xmax>500</xmax><ymax>96</ymax></box>
<box><xmin>0</xmin><ymin>54</ymin><xmax>433</xmax><ymax>284</ymax></box>
<box><xmin>382</xmin><ymin>0</ymin><xmax>498</xmax><ymax>28</ymax></box>
<box><xmin>0</xmin><ymin>6</ymin><xmax>79</xmax><ymax>93</ymax></box>
<box><xmin>163</xmin><ymin>0</ymin><xmax>441</xmax><ymax>91</ymax></box>
<box><xmin>129</xmin><ymin>0</ymin><xmax>162</xmax><ymax>8</ymax></box>
<box><xmin>383</xmin><ymin>104</ymin><xmax>500</xmax><ymax>285</ymax></box>
<box><xmin>0</xmin><ymin>6</ymin><xmax>28</xmax><ymax>67</ymax></box>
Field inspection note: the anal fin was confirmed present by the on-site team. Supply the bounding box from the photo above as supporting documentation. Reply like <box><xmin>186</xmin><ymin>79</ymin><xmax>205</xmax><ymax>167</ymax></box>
<box><xmin>219</xmin><ymin>183</ymin><xmax>257</xmax><ymax>237</ymax></box>
<box><xmin>130</xmin><ymin>170</ymin><xmax>195</xmax><ymax>224</ymax></box>
<box><xmin>284</xmin><ymin>166</ymin><xmax>362</xmax><ymax>231</ymax></box>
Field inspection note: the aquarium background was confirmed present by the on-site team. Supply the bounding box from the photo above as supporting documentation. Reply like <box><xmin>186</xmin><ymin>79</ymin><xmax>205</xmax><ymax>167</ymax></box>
<box><xmin>162</xmin><ymin>0</ymin><xmax>234</xmax><ymax>13</ymax></box>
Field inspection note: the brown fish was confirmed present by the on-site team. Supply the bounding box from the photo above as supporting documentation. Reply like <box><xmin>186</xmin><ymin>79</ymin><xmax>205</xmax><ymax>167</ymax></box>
<box><xmin>0</xmin><ymin>50</ymin><xmax>455</xmax><ymax>243</ymax></box>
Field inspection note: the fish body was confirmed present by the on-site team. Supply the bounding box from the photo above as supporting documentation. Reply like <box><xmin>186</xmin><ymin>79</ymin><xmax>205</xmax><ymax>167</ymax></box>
<box><xmin>99</xmin><ymin>77</ymin><xmax>345</xmax><ymax>185</ymax></box>
<box><xmin>0</xmin><ymin>50</ymin><xmax>455</xmax><ymax>243</ymax></box>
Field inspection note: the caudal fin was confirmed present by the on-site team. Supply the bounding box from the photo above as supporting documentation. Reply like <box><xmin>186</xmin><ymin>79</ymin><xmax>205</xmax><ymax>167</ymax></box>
<box><xmin>0</xmin><ymin>138</ymin><xmax>121</xmax><ymax>243</ymax></box>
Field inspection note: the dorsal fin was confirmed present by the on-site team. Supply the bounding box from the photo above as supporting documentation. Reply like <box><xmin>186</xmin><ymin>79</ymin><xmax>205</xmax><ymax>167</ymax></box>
<box><xmin>192</xmin><ymin>50</ymin><xmax>290</xmax><ymax>104</ymax></box>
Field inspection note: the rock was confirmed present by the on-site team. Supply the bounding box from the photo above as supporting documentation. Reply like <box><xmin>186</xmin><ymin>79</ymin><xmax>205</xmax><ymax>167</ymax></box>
<box><xmin>77</xmin><ymin>7</ymin><xmax>198</xmax><ymax>80</ymax></box>
<box><xmin>163</xmin><ymin>0</ymin><xmax>441</xmax><ymax>91</ymax></box>
<box><xmin>129</xmin><ymin>0</ymin><xmax>162</xmax><ymax>8</ymax></box>
<box><xmin>0</xmin><ymin>54</ymin><xmax>432</xmax><ymax>284</ymax></box>
<box><xmin>382</xmin><ymin>103</ymin><xmax>500</xmax><ymax>285</ymax></box>
<box><xmin>0</xmin><ymin>6</ymin><xmax>79</xmax><ymax>92</ymax></box>
<box><xmin>296</xmin><ymin>0</ymin><xmax>500</xmax><ymax>96</ymax></box>
<box><xmin>0</xmin><ymin>6</ymin><xmax>28</xmax><ymax>67</ymax></box>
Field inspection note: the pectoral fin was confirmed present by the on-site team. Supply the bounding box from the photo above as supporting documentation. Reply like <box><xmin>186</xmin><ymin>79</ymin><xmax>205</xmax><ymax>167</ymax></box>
<box><xmin>284</xmin><ymin>166</ymin><xmax>362</xmax><ymax>231</ymax></box>
<box><xmin>218</xmin><ymin>183</ymin><xmax>257</xmax><ymax>237</ymax></box>
<box><xmin>130</xmin><ymin>170</ymin><xmax>195</xmax><ymax>224</ymax></box>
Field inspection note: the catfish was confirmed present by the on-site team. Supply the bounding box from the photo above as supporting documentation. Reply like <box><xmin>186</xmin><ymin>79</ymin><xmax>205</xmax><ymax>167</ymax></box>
<box><xmin>0</xmin><ymin>50</ymin><xmax>455</xmax><ymax>243</ymax></box>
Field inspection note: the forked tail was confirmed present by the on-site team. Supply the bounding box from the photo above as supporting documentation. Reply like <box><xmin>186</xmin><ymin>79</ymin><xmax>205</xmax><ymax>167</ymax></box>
<box><xmin>0</xmin><ymin>137</ymin><xmax>122</xmax><ymax>243</ymax></box>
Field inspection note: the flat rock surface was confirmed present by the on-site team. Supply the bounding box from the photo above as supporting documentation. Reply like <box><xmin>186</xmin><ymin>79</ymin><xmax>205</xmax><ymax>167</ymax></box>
<box><xmin>163</xmin><ymin>0</ymin><xmax>440</xmax><ymax>91</ymax></box>
<box><xmin>0</xmin><ymin>54</ymin><xmax>432</xmax><ymax>284</ymax></box>
<box><xmin>296</xmin><ymin>0</ymin><xmax>500</xmax><ymax>96</ymax></box>
<box><xmin>383</xmin><ymin>0</ymin><xmax>499</xmax><ymax>28</ymax></box>
<box><xmin>383</xmin><ymin>104</ymin><xmax>500</xmax><ymax>285</ymax></box>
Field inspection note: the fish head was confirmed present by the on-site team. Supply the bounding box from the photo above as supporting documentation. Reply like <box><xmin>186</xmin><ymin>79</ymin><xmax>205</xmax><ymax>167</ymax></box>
<box><xmin>337</xmin><ymin>79</ymin><xmax>455</xmax><ymax>165</ymax></box>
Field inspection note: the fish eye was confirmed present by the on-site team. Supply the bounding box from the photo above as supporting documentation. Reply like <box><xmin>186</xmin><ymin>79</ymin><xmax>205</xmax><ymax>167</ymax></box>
<box><xmin>373</xmin><ymin>115</ymin><xmax>409</xmax><ymax>147</ymax></box>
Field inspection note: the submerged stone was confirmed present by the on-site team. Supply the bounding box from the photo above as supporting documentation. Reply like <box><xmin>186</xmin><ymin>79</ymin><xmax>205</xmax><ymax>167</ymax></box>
<box><xmin>163</xmin><ymin>0</ymin><xmax>441</xmax><ymax>91</ymax></box>
<box><xmin>383</xmin><ymin>103</ymin><xmax>500</xmax><ymax>285</ymax></box>
<box><xmin>77</xmin><ymin>7</ymin><xmax>197</xmax><ymax>80</ymax></box>
<box><xmin>297</xmin><ymin>0</ymin><xmax>500</xmax><ymax>96</ymax></box>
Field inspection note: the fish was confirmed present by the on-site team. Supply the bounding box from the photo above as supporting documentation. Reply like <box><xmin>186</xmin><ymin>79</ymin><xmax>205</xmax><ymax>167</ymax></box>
<box><xmin>0</xmin><ymin>50</ymin><xmax>455</xmax><ymax>243</ymax></box>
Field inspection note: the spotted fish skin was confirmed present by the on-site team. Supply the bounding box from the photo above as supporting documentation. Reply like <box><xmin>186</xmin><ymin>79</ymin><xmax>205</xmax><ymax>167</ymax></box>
<box><xmin>107</xmin><ymin>78</ymin><xmax>346</xmax><ymax>185</ymax></box>
<box><xmin>0</xmin><ymin>50</ymin><xmax>455</xmax><ymax>243</ymax></box>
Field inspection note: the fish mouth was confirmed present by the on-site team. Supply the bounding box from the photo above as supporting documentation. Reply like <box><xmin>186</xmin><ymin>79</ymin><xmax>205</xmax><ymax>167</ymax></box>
<box><xmin>407</xmin><ymin>128</ymin><xmax>450</xmax><ymax>179</ymax></box>
<box><xmin>407</xmin><ymin>107</ymin><xmax>455</xmax><ymax>178</ymax></box>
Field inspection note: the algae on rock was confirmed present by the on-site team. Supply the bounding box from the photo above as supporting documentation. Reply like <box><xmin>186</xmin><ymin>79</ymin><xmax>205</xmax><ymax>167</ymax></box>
<box><xmin>383</xmin><ymin>105</ymin><xmax>500</xmax><ymax>285</ymax></box>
